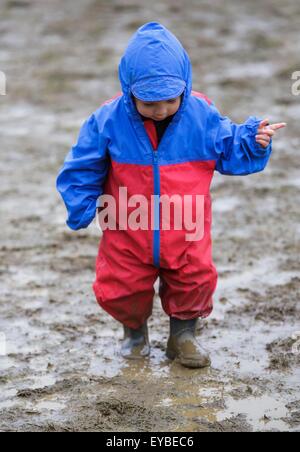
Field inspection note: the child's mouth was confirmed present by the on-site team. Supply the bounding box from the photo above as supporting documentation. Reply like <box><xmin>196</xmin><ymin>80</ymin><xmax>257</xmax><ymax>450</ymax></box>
<box><xmin>153</xmin><ymin>115</ymin><xmax>166</xmax><ymax>121</ymax></box>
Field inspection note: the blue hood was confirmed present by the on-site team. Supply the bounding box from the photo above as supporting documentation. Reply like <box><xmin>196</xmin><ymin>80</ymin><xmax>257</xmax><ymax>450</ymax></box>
<box><xmin>119</xmin><ymin>22</ymin><xmax>192</xmax><ymax>117</ymax></box>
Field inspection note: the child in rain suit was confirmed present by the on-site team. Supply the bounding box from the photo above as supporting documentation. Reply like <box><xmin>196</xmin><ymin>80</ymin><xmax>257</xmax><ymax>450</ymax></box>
<box><xmin>56</xmin><ymin>22</ymin><xmax>286</xmax><ymax>368</ymax></box>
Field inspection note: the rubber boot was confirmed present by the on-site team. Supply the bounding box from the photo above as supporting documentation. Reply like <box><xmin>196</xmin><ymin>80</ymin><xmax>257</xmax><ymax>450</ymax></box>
<box><xmin>166</xmin><ymin>318</ymin><xmax>211</xmax><ymax>368</ymax></box>
<box><xmin>120</xmin><ymin>322</ymin><xmax>150</xmax><ymax>360</ymax></box>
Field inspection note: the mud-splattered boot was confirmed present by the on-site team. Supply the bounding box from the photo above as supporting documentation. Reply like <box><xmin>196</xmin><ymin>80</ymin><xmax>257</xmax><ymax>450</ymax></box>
<box><xmin>121</xmin><ymin>323</ymin><xmax>150</xmax><ymax>360</ymax></box>
<box><xmin>166</xmin><ymin>318</ymin><xmax>211</xmax><ymax>369</ymax></box>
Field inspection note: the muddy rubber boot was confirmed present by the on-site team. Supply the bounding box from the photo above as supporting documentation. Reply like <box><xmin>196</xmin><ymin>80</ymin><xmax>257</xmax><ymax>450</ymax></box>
<box><xmin>120</xmin><ymin>323</ymin><xmax>150</xmax><ymax>360</ymax></box>
<box><xmin>166</xmin><ymin>318</ymin><xmax>211</xmax><ymax>369</ymax></box>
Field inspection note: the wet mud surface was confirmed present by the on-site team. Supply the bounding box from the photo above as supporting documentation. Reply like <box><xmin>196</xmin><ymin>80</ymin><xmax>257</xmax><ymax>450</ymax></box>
<box><xmin>0</xmin><ymin>0</ymin><xmax>299</xmax><ymax>432</ymax></box>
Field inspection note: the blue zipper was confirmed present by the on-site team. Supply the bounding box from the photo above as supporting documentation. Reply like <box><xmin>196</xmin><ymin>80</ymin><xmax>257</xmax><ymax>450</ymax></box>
<box><xmin>152</xmin><ymin>150</ymin><xmax>160</xmax><ymax>268</ymax></box>
<box><xmin>128</xmin><ymin>95</ymin><xmax>185</xmax><ymax>269</ymax></box>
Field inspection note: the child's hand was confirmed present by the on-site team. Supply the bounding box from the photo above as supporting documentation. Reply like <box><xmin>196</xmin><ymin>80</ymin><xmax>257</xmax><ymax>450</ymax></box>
<box><xmin>256</xmin><ymin>118</ymin><xmax>287</xmax><ymax>148</ymax></box>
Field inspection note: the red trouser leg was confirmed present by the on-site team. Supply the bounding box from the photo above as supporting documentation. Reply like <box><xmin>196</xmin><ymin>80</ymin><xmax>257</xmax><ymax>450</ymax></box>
<box><xmin>93</xmin><ymin>233</ymin><xmax>159</xmax><ymax>330</ymax></box>
<box><xmin>159</xmin><ymin>243</ymin><xmax>218</xmax><ymax>320</ymax></box>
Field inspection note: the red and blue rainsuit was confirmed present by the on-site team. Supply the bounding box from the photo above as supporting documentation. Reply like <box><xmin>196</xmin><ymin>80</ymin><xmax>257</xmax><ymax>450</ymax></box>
<box><xmin>57</xmin><ymin>23</ymin><xmax>273</xmax><ymax>329</ymax></box>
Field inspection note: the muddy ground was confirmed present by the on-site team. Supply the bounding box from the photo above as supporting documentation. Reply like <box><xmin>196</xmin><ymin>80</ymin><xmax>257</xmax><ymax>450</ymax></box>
<box><xmin>0</xmin><ymin>0</ymin><xmax>299</xmax><ymax>432</ymax></box>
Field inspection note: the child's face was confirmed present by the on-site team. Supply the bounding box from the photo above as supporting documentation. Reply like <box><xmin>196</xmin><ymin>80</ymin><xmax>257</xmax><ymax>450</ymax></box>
<box><xmin>133</xmin><ymin>96</ymin><xmax>181</xmax><ymax>121</ymax></box>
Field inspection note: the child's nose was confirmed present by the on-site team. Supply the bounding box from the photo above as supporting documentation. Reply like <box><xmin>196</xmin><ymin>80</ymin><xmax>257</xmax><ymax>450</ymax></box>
<box><xmin>154</xmin><ymin>106</ymin><xmax>167</xmax><ymax>118</ymax></box>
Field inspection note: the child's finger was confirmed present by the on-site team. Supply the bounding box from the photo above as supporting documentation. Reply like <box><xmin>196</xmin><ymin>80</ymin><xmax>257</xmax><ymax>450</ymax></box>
<box><xmin>268</xmin><ymin>122</ymin><xmax>287</xmax><ymax>131</ymax></box>
<box><xmin>256</xmin><ymin>139</ymin><xmax>269</xmax><ymax>148</ymax></box>
<box><xmin>256</xmin><ymin>134</ymin><xmax>271</xmax><ymax>143</ymax></box>
<box><xmin>259</xmin><ymin>118</ymin><xmax>270</xmax><ymax>128</ymax></box>
<box><xmin>260</xmin><ymin>128</ymin><xmax>275</xmax><ymax>136</ymax></box>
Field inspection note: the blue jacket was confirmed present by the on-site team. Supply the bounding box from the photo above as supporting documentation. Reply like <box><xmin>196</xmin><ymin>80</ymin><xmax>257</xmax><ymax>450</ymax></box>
<box><xmin>56</xmin><ymin>22</ymin><xmax>272</xmax><ymax>233</ymax></box>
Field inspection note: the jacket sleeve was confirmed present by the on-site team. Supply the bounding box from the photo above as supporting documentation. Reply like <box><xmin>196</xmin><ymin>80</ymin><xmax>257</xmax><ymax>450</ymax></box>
<box><xmin>56</xmin><ymin>113</ymin><xmax>110</xmax><ymax>230</ymax></box>
<box><xmin>207</xmin><ymin>103</ymin><xmax>273</xmax><ymax>175</ymax></box>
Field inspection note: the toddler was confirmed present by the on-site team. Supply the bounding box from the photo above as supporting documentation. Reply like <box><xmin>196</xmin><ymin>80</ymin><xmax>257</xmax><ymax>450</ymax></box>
<box><xmin>57</xmin><ymin>22</ymin><xmax>286</xmax><ymax>368</ymax></box>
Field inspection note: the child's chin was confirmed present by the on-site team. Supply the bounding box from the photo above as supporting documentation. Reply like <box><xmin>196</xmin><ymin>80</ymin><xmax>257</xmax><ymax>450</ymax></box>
<box><xmin>152</xmin><ymin>117</ymin><xmax>166</xmax><ymax>121</ymax></box>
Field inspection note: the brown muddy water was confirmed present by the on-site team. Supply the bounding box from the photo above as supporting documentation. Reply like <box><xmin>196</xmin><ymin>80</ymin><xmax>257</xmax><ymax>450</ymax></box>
<box><xmin>0</xmin><ymin>0</ymin><xmax>299</xmax><ymax>432</ymax></box>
